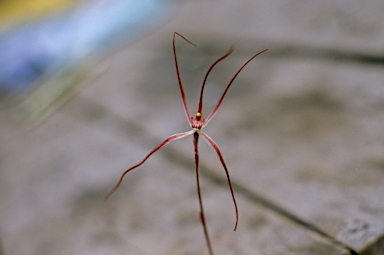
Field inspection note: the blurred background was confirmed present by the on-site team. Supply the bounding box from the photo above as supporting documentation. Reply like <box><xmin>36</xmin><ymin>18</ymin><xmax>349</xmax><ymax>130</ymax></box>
<box><xmin>1</xmin><ymin>0</ymin><xmax>384</xmax><ymax>254</ymax></box>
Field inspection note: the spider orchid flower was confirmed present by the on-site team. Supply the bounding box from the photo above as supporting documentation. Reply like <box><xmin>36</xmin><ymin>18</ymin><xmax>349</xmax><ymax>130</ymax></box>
<box><xmin>105</xmin><ymin>32</ymin><xmax>268</xmax><ymax>255</ymax></box>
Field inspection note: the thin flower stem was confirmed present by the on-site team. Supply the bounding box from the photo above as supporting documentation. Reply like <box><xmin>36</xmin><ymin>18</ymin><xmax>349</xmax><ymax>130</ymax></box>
<box><xmin>194</xmin><ymin>131</ymin><xmax>214</xmax><ymax>255</ymax></box>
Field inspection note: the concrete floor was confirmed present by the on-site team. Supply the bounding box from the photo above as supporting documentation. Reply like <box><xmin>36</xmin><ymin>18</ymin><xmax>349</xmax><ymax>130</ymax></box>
<box><xmin>1</xmin><ymin>1</ymin><xmax>384</xmax><ymax>254</ymax></box>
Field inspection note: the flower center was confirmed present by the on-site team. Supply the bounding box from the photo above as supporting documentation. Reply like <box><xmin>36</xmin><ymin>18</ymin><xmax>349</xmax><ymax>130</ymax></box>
<box><xmin>192</xmin><ymin>112</ymin><xmax>204</xmax><ymax>129</ymax></box>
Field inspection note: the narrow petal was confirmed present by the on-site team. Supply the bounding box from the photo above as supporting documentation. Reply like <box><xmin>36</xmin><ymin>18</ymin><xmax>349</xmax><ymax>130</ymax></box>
<box><xmin>197</xmin><ymin>46</ymin><xmax>234</xmax><ymax>114</ymax></box>
<box><xmin>173</xmin><ymin>32</ymin><xmax>196</xmax><ymax>126</ymax></box>
<box><xmin>200</xmin><ymin>132</ymin><xmax>239</xmax><ymax>231</ymax></box>
<box><xmin>105</xmin><ymin>130</ymin><xmax>194</xmax><ymax>201</ymax></box>
<box><xmin>203</xmin><ymin>49</ymin><xmax>268</xmax><ymax>127</ymax></box>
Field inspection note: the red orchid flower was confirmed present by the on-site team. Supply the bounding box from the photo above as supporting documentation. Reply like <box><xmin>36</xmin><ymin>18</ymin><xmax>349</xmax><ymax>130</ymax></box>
<box><xmin>105</xmin><ymin>32</ymin><xmax>268</xmax><ymax>255</ymax></box>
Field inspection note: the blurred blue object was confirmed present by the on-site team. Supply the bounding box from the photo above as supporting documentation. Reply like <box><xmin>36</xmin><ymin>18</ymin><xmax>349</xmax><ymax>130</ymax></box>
<box><xmin>0</xmin><ymin>0</ymin><xmax>172</xmax><ymax>96</ymax></box>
